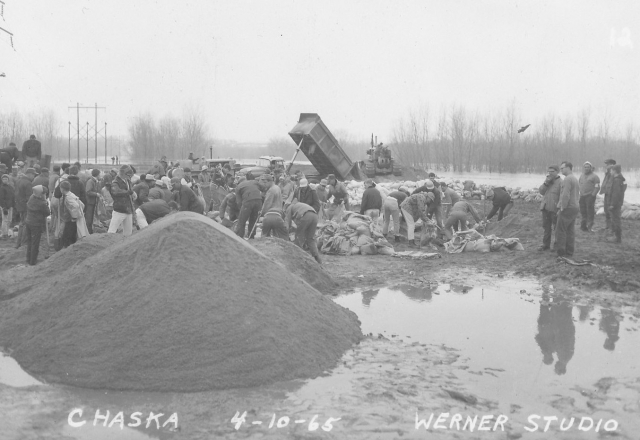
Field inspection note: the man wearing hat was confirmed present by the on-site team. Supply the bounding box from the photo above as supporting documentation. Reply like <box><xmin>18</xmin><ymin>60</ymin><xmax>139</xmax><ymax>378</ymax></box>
<box><xmin>21</xmin><ymin>135</ymin><xmax>42</xmax><ymax>168</ymax></box>
<box><xmin>578</xmin><ymin>161</ymin><xmax>600</xmax><ymax>232</ymax></box>
<box><xmin>360</xmin><ymin>179</ymin><xmax>382</xmax><ymax>222</ymax></box>
<box><xmin>400</xmin><ymin>192</ymin><xmax>434</xmax><ymax>247</ymax></box>
<box><xmin>326</xmin><ymin>174</ymin><xmax>350</xmax><ymax>214</ymax></box>
<box><xmin>148</xmin><ymin>179</ymin><xmax>166</xmax><ymax>202</ymax></box>
<box><xmin>108</xmin><ymin>165</ymin><xmax>136</xmax><ymax>237</ymax></box>
<box><xmin>292</xmin><ymin>178</ymin><xmax>320</xmax><ymax>213</ymax></box>
<box><xmin>0</xmin><ymin>174</ymin><xmax>15</xmax><ymax>239</ymax></box>
<box><xmin>24</xmin><ymin>185</ymin><xmax>50</xmax><ymax>265</ymax></box>
<box><xmin>84</xmin><ymin>169</ymin><xmax>102</xmax><ymax>234</ymax></box>
<box><xmin>258</xmin><ymin>174</ymin><xmax>288</xmax><ymax>240</ymax></box>
<box><xmin>538</xmin><ymin>164</ymin><xmax>562</xmax><ymax>251</ymax></box>
<box><xmin>599</xmin><ymin>159</ymin><xmax>617</xmax><ymax>233</ymax></box>
<box><xmin>14</xmin><ymin>167</ymin><xmax>36</xmax><ymax>248</ymax></box>
<box><xmin>413</xmin><ymin>179</ymin><xmax>444</xmax><ymax>228</ymax></box>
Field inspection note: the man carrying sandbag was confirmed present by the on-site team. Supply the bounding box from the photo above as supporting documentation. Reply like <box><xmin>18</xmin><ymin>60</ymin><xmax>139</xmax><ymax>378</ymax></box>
<box><xmin>443</xmin><ymin>200</ymin><xmax>482</xmax><ymax>240</ymax></box>
<box><xmin>400</xmin><ymin>192</ymin><xmax>434</xmax><ymax>248</ymax></box>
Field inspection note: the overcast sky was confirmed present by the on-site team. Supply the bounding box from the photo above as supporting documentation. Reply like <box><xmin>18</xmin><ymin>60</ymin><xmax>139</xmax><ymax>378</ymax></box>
<box><xmin>0</xmin><ymin>0</ymin><xmax>638</xmax><ymax>144</ymax></box>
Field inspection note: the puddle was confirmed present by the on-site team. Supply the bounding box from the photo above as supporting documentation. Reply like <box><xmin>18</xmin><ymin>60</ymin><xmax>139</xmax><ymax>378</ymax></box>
<box><xmin>0</xmin><ymin>352</ymin><xmax>41</xmax><ymax>387</ymax></box>
<box><xmin>333</xmin><ymin>281</ymin><xmax>640</xmax><ymax>409</ymax></box>
<box><xmin>1</xmin><ymin>278</ymin><xmax>639</xmax><ymax>439</ymax></box>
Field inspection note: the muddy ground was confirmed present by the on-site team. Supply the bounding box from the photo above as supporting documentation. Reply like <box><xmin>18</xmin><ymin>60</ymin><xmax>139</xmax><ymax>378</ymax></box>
<box><xmin>0</xmin><ymin>199</ymin><xmax>639</xmax><ymax>440</ymax></box>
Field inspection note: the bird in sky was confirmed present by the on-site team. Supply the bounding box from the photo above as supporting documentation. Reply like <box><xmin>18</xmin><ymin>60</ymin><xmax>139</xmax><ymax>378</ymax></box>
<box><xmin>517</xmin><ymin>124</ymin><xmax>530</xmax><ymax>133</ymax></box>
<box><xmin>0</xmin><ymin>73</ymin><xmax>5</xmax><ymax>77</ymax></box>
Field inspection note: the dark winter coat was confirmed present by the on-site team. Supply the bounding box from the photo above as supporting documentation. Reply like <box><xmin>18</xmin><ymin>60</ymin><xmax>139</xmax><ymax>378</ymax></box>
<box><xmin>173</xmin><ymin>186</ymin><xmax>203</xmax><ymax>214</ymax></box>
<box><xmin>25</xmin><ymin>194</ymin><xmax>50</xmax><ymax>227</ymax></box>
<box><xmin>610</xmin><ymin>175</ymin><xmax>627</xmax><ymax>209</ymax></box>
<box><xmin>85</xmin><ymin>176</ymin><xmax>100</xmax><ymax>205</ymax></box>
<box><xmin>139</xmin><ymin>199</ymin><xmax>171</xmax><ymax>224</ymax></box>
<box><xmin>600</xmin><ymin>171</ymin><xmax>613</xmax><ymax>196</ymax></box>
<box><xmin>15</xmin><ymin>175</ymin><xmax>33</xmax><ymax>212</ymax></box>
<box><xmin>294</xmin><ymin>186</ymin><xmax>320</xmax><ymax>213</ymax></box>
<box><xmin>133</xmin><ymin>181</ymin><xmax>150</xmax><ymax>207</ymax></box>
<box><xmin>491</xmin><ymin>187</ymin><xmax>512</xmax><ymax>207</ymax></box>
<box><xmin>0</xmin><ymin>182</ymin><xmax>15</xmax><ymax>210</ymax></box>
<box><xmin>360</xmin><ymin>187</ymin><xmax>382</xmax><ymax>214</ymax></box>
<box><xmin>111</xmin><ymin>175</ymin><xmax>134</xmax><ymax>214</ymax></box>
<box><xmin>22</xmin><ymin>139</ymin><xmax>42</xmax><ymax>158</ymax></box>
<box><xmin>32</xmin><ymin>173</ymin><xmax>50</xmax><ymax>191</ymax></box>
<box><xmin>54</xmin><ymin>175</ymin><xmax>87</xmax><ymax>206</ymax></box>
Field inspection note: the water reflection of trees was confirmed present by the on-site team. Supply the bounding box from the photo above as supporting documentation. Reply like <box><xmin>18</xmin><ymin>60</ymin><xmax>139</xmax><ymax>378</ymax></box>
<box><xmin>535</xmin><ymin>298</ymin><xmax>575</xmax><ymax>375</ymax></box>
<box><xmin>599</xmin><ymin>309</ymin><xmax>621</xmax><ymax>351</ymax></box>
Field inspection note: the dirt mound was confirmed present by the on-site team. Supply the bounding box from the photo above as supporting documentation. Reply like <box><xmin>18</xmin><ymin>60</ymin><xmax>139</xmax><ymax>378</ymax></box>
<box><xmin>252</xmin><ymin>237</ymin><xmax>338</xmax><ymax>294</ymax></box>
<box><xmin>0</xmin><ymin>233</ymin><xmax>125</xmax><ymax>300</ymax></box>
<box><xmin>0</xmin><ymin>213</ymin><xmax>362</xmax><ymax>392</ymax></box>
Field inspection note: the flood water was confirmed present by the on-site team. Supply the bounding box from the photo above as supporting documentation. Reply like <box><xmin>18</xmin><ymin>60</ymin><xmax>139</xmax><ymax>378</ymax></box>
<box><xmin>1</xmin><ymin>278</ymin><xmax>639</xmax><ymax>439</ymax></box>
<box><xmin>334</xmin><ymin>282</ymin><xmax>640</xmax><ymax>411</ymax></box>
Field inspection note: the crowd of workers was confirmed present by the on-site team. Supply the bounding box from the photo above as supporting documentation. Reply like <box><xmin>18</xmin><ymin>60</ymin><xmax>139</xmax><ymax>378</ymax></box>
<box><xmin>0</xmin><ymin>136</ymin><xmax>629</xmax><ymax>267</ymax></box>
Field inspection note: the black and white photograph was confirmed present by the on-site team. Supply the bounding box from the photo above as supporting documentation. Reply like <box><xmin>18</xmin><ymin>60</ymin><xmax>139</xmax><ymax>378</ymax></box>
<box><xmin>0</xmin><ymin>1</ymin><xmax>639</xmax><ymax>439</ymax></box>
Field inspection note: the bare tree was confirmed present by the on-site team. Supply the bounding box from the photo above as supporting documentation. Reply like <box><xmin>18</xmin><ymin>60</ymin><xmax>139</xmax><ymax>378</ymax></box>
<box><xmin>180</xmin><ymin>106</ymin><xmax>208</xmax><ymax>159</ymax></box>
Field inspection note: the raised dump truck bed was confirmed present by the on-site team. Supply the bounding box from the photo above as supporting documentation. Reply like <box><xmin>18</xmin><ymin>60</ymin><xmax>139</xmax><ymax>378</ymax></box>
<box><xmin>288</xmin><ymin>113</ymin><xmax>360</xmax><ymax>181</ymax></box>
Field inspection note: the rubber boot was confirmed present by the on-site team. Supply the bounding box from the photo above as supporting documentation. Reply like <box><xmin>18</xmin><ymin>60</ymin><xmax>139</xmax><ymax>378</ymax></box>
<box><xmin>314</xmin><ymin>254</ymin><xmax>323</xmax><ymax>264</ymax></box>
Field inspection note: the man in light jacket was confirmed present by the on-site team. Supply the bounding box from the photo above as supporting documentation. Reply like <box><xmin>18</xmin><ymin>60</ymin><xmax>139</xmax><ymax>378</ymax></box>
<box><xmin>555</xmin><ymin>162</ymin><xmax>580</xmax><ymax>257</ymax></box>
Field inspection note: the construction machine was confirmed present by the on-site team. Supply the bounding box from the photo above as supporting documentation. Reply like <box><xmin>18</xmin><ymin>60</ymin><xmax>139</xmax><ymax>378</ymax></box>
<box><xmin>363</xmin><ymin>134</ymin><xmax>402</xmax><ymax>178</ymax></box>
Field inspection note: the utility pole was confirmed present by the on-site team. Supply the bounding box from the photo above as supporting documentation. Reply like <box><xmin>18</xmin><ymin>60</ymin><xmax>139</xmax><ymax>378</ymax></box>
<box><xmin>68</xmin><ymin>103</ymin><xmax>106</xmax><ymax>163</ymax></box>
<box><xmin>86</xmin><ymin>122</ymin><xmax>89</xmax><ymax>164</ymax></box>
<box><xmin>104</xmin><ymin>123</ymin><xmax>107</xmax><ymax>164</ymax></box>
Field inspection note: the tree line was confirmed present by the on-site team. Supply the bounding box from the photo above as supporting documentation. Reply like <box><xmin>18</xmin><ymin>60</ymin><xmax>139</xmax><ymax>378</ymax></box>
<box><xmin>3</xmin><ymin>103</ymin><xmax>638</xmax><ymax>172</ymax></box>
<box><xmin>389</xmin><ymin>102</ymin><xmax>639</xmax><ymax>173</ymax></box>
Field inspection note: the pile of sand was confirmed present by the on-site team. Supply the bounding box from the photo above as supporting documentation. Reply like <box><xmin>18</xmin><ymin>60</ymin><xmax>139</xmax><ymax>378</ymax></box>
<box><xmin>0</xmin><ymin>213</ymin><xmax>361</xmax><ymax>391</ymax></box>
<box><xmin>252</xmin><ymin>237</ymin><xmax>338</xmax><ymax>294</ymax></box>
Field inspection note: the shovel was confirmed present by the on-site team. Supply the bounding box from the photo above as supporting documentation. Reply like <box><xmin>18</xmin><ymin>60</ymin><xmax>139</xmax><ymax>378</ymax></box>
<box><xmin>44</xmin><ymin>217</ymin><xmax>51</xmax><ymax>259</ymax></box>
<box><xmin>245</xmin><ymin>210</ymin><xmax>262</xmax><ymax>241</ymax></box>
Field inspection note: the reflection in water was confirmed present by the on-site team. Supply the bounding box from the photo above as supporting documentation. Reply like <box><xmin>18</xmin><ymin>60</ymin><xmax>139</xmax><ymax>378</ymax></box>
<box><xmin>361</xmin><ymin>289</ymin><xmax>379</xmax><ymax>307</ymax></box>
<box><xmin>577</xmin><ymin>304</ymin><xmax>592</xmax><ymax>322</ymax></box>
<box><xmin>535</xmin><ymin>299</ymin><xmax>575</xmax><ymax>375</ymax></box>
<box><xmin>600</xmin><ymin>309</ymin><xmax>621</xmax><ymax>351</ymax></box>
<box><xmin>449</xmin><ymin>284</ymin><xmax>472</xmax><ymax>294</ymax></box>
<box><xmin>393</xmin><ymin>284</ymin><xmax>434</xmax><ymax>303</ymax></box>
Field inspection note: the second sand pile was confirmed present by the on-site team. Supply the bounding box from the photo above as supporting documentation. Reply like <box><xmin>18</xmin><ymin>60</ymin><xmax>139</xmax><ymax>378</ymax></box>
<box><xmin>0</xmin><ymin>212</ymin><xmax>362</xmax><ymax>392</ymax></box>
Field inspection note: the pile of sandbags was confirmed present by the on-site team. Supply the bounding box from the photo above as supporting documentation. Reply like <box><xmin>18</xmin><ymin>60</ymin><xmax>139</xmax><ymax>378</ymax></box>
<box><xmin>317</xmin><ymin>212</ymin><xmax>394</xmax><ymax>256</ymax></box>
<box><xmin>595</xmin><ymin>197</ymin><xmax>640</xmax><ymax>220</ymax></box>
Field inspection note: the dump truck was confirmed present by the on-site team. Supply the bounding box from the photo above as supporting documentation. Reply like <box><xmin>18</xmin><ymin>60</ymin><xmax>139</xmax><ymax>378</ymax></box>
<box><xmin>363</xmin><ymin>134</ymin><xmax>402</xmax><ymax>178</ymax></box>
<box><xmin>287</xmin><ymin>113</ymin><xmax>361</xmax><ymax>182</ymax></box>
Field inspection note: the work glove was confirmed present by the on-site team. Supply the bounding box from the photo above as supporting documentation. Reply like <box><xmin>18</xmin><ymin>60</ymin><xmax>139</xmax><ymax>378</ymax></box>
<box><xmin>131</xmin><ymin>192</ymin><xmax>138</xmax><ymax>201</ymax></box>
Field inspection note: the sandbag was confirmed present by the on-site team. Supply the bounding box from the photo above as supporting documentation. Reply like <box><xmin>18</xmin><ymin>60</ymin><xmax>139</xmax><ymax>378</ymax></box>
<box><xmin>462</xmin><ymin>240</ymin><xmax>475</xmax><ymax>252</ymax></box>
<box><xmin>360</xmin><ymin>243</ymin><xmax>377</xmax><ymax>255</ymax></box>
<box><xmin>351</xmin><ymin>246</ymin><xmax>361</xmax><ymax>255</ymax></box>
<box><xmin>377</xmin><ymin>246</ymin><xmax>395</xmax><ymax>256</ymax></box>
<box><xmin>475</xmin><ymin>239</ymin><xmax>491</xmax><ymax>253</ymax></box>
<box><xmin>356</xmin><ymin>235</ymin><xmax>374</xmax><ymax>247</ymax></box>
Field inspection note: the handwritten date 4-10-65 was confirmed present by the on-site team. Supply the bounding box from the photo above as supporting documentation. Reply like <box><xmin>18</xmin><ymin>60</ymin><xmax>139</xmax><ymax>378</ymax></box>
<box><xmin>231</xmin><ymin>411</ymin><xmax>341</xmax><ymax>431</ymax></box>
